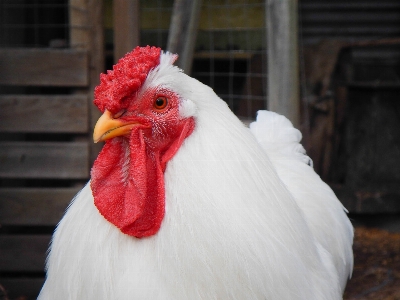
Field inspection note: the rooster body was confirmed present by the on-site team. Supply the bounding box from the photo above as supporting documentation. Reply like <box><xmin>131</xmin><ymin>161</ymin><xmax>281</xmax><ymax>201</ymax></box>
<box><xmin>38</xmin><ymin>47</ymin><xmax>353</xmax><ymax>300</ymax></box>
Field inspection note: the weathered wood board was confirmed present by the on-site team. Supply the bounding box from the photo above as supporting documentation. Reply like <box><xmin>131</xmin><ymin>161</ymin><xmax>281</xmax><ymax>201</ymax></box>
<box><xmin>0</xmin><ymin>95</ymin><xmax>89</xmax><ymax>133</ymax></box>
<box><xmin>0</xmin><ymin>142</ymin><xmax>89</xmax><ymax>179</ymax></box>
<box><xmin>113</xmin><ymin>0</ymin><xmax>140</xmax><ymax>61</ymax></box>
<box><xmin>0</xmin><ymin>48</ymin><xmax>88</xmax><ymax>87</ymax></box>
<box><xmin>0</xmin><ymin>235</ymin><xmax>50</xmax><ymax>272</ymax></box>
<box><xmin>0</xmin><ymin>187</ymin><xmax>80</xmax><ymax>226</ymax></box>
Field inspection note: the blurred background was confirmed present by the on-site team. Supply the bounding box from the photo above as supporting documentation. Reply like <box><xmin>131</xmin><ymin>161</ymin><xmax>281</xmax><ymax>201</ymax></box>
<box><xmin>0</xmin><ymin>0</ymin><xmax>399</xmax><ymax>299</ymax></box>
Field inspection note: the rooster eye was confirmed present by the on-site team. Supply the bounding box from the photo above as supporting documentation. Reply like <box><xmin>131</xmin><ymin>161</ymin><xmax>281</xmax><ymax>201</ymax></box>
<box><xmin>154</xmin><ymin>96</ymin><xmax>168</xmax><ymax>110</ymax></box>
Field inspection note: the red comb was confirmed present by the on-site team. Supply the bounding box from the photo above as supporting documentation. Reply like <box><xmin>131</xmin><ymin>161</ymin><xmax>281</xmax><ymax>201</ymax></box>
<box><xmin>94</xmin><ymin>46</ymin><xmax>161</xmax><ymax>113</ymax></box>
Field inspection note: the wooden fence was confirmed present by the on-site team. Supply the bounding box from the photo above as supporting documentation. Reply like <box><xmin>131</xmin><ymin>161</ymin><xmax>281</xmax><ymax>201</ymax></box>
<box><xmin>0</xmin><ymin>0</ymin><xmax>103</xmax><ymax>298</ymax></box>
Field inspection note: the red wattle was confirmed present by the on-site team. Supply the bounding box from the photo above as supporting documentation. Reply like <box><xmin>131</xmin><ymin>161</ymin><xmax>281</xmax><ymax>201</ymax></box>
<box><xmin>90</xmin><ymin>118</ymin><xmax>194</xmax><ymax>238</ymax></box>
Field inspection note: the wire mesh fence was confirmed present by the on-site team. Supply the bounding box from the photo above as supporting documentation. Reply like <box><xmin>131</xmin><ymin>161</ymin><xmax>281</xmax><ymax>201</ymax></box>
<box><xmin>140</xmin><ymin>0</ymin><xmax>174</xmax><ymax>50</ymax></box>
<box><xmin>140</xmin><ymin>0</ymin><xmax>268</xmax><ymax>120</ymax></box>
<box><xmin>0</xmin><ymin>0</ymin><xmax>69</xmax><ymax>48</ymax></box>
<box><xmin>0</xmin><ymin>0</ymin><xmax>268</xmax><ymax>119</ymax></box>
<box><xmin>194</xmin><ymin>0</ymin><xmax>267</xmax><ymax>119</ymax></box>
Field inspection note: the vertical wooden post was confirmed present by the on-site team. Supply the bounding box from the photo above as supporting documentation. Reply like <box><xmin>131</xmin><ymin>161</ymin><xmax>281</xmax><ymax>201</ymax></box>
<box><xmin>70</xmin><ymin>0</ymin><xmax>104</xmax><ymax>165</ymax></box>
<box><xmin>266</xmin><ymin>0</ymin><xmax>300</xmax><ymax>128</ymax></box>
<box><xmin>113</xmin><ymin>0</ymin><xmax>140</xmax><ymax>62</ymax></box>
<box><xmin>87</xmin><ymin>0</ymin><xmax>105</xmax><ymax>164</ymax></box>
<box><xmin>69</xmin><ymin>0</ymin><xmax>90</xmax><ymax>49</ymax></box>
<box><xmin>167</xmin><ymin>0</ymin><xmax>202</xmax><ymax>74</ymax></box>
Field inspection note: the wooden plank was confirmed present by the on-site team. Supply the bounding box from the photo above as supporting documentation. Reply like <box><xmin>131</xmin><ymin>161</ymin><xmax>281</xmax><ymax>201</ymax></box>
<box><xmin>70</xmin><ymin>0</ymin><xmax>90</xmax><ymax>49</ymax></box>
<box><xmin>0</xmin><ymin>48</ymin><xmax>88</xmax><ymax>87</ymax></box>
<box><xmin>0</xmin><ymin>187</ymin><xmax>81</xmax><ymax>226</ymax></box>
<box><xmin>0</xmin><ymin>95</ymin><xmax>88</xmax><ymax>133</ymax></box>
<box><xmin>266</xmin><ymin>0</ymin><xmax>300</xmax><ymax>128</ymax></box>
<box><xmin>113</xmin><ymin>0</ymin><xmax>140</xmax><ymax>62</ymax></box>
<box><xmin>70</xmin><ymin>0</ymin><xmax>104</xmax><ymax>165</ymax></box>
<box><xmin>0</xmin><ymin>235</ymin><xmax>50</xmax><ymax>272</ymax></box>
<box><xmin>88</xmin><ymin>0</ymin><xmax>105</xmax><ymax>166</ymax></box>
<box><xmin>0</xmin><ymin>277</ymin><xmax>44</xmax><ymax>300</ymax></box>
<box><xmin>0</xmin><ymin>142</ymin><xmax>89</xmax><ymax>179</ymax></box>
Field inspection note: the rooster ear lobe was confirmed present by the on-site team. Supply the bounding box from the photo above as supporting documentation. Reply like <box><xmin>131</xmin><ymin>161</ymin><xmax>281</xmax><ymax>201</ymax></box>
<box><xmin>179</xmin><ymin>99</ymin><xmax>196</xmax><ymax>118</ymax></box>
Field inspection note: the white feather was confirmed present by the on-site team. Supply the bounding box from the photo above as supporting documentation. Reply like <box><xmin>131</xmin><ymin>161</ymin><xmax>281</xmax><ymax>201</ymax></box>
<box><xmin>250</xmin><ymin>111</ymin><xmax>354</xmax><ymax>291</ymax></box>
<box><xmin>39</xmin><ymin>53</ymin><xmax>353</xmax><ymax>300</ymax></box>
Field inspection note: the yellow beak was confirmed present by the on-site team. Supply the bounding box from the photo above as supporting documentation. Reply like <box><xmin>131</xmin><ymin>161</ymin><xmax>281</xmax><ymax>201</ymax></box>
<box><xmin>93</xmin><ymin>110</ymin><xmax>139</xmax><ymax>143</ymax></box>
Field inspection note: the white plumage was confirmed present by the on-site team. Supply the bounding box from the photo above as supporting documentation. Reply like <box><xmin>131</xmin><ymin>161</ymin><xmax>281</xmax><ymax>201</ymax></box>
<box><xmin>38</xmin><ymin>50</ymin><xmax>353</xmax><ymax>300</ymax></box>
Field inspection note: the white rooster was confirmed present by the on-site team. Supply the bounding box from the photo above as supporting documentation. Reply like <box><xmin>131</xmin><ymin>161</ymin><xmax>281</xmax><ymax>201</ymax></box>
<box><xmin>38</xmin><ymin>46</ymin><xmax>353</xmax><ymax>300</ymax></box>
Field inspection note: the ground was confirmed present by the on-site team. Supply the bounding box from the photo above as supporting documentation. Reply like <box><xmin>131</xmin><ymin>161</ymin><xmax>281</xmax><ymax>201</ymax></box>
<box><xmin>344</xmin><ymin>227</ymin><xmax>400</xmax><ymax>300</ymax></box>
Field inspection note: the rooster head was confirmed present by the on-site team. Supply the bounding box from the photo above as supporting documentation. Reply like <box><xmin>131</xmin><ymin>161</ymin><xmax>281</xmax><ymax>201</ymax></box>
<box><xmin>90</xmin><ymin>46</ymin><xmax>195</xmax><ymax>238</ymax></box>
